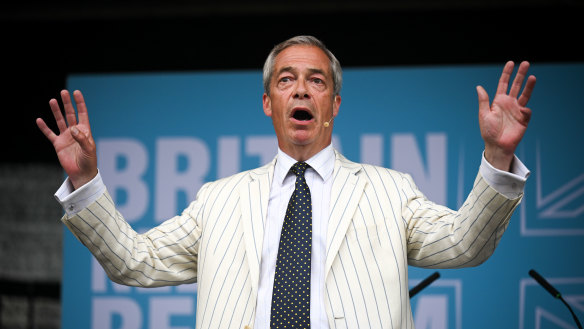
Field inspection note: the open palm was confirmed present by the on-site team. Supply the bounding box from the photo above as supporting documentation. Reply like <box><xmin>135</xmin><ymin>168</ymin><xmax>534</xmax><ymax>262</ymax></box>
<box><xmin>36</xmin><ymin>90</ymin><xmax>98</xmax><ymax>189</ymax></box>
<box><xmin>477</xmin><ymin>61</ymin><xmax>536</xmax><ymax>171</ymax></box>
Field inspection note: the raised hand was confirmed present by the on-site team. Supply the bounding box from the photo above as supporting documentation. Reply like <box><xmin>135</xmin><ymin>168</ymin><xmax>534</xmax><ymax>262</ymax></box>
<box><xmin>477</xmin><ymin>61</ymin><xmax>536</xmax><ymax>171</ymax></box>
<box><xmin>36</xmin><ymin>90</ymin><xmax>98</xmax><ymax>189</ymax></box>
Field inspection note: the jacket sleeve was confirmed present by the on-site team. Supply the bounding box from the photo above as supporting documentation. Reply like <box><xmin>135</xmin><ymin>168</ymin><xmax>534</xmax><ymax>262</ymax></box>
<box><xmin>61</xmin><ymin>183</ymin><xmax>209</xmax><ymax>287</ymax></box>
<box><xmin>404</xmin><ymin>172</ymin><xmax>522</xmax><ymax>268</ymax></box>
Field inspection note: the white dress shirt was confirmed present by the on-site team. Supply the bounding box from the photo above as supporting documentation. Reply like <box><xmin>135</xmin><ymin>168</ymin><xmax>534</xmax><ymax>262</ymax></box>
<box><xmin>55</xmin><ymin>146</ymin><xmax>529</xmax><ymax>329</ymax></box>
<box><xmin>254</xmin><ymin>144</ymin><xmax>335</xmax><ymax>329</ymax></box>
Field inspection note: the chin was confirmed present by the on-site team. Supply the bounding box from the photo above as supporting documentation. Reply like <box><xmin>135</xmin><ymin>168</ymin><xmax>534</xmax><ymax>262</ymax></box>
<box><xmin>289</xmin><ymin>130</ymin><xmax>317</xmax><ymax>145</ymax></box>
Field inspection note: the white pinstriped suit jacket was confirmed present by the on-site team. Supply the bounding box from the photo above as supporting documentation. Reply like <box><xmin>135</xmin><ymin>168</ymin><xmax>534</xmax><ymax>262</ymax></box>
<box><xmin>62</xmin><ymin>150</ymin><xmax>521</xmax><ymax>329</ymax></box>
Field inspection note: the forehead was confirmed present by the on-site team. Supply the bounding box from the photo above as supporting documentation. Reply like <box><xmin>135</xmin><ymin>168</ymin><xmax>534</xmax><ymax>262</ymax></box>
<box><xmin>274</xmin><ymin>45</ymin><xmax>331</xmax><ymax>75</ymax></box>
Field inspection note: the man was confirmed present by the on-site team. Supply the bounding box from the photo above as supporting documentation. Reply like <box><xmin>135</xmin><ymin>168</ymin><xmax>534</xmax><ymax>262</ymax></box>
<box><xmin>37</xmin><ymin>35</ymin><xmax>535</xmax><ymax>328</ymax></box>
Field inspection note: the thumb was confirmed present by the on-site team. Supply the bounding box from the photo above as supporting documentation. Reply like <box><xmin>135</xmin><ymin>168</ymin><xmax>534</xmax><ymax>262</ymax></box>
<box><xmin>476</xmin><ymin>85</ymin><xmax>490</xmax><ymax>116</ymax></box>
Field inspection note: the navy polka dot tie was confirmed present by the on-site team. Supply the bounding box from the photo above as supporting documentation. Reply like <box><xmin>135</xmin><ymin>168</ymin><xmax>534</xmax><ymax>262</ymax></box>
<box><xmin>271</xmin><ymin>162</ymin><xmax>312</xmax><ymax>328</ymax></box>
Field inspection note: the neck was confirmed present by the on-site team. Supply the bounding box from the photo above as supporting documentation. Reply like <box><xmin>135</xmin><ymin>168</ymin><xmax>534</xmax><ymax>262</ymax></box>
<box><xmin>280</xmin><ymin>143</ymin><xmax>330</xmax><ymax>162</ymax></box>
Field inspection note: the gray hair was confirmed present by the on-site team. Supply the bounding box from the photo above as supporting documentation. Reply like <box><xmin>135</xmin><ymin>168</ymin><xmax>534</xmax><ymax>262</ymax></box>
<box><xmin>262</xmin><ymin>35</ymin><xmax>343</xmax><ymax>97</ymax></box>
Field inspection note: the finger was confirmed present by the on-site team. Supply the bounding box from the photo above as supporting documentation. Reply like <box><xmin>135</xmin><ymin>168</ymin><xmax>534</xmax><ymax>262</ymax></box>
<box><xmin>509</xmin><ymin>61</ymin><xmax>530</xmax><ymax>98</ymax></box>
<box><xmin>476</xmin><ymin>85</ymin><xmax>491</xmax><ymax>115</ymax></box>
<box><xmin>520</xmin><ymin>107</ymin><xmax>532</xmax><ymax>125</ymax></box>
<box><xmin>73</xmin><ymin>90</ymin><xmax>91</xmax><ymax>127</ymax></box>
<box><xmin>518</xmin><ymin>75</ymin><xmax>536</xmax><ymax>107</ymax></box>
<box><xmin>61</xmin><ymin>90</ymin><xmax>78</xmax><ymax>127</ymax></box>
<box><xmin>70</xmin><ymin>125</ymin><xmax>95</xmax><ymax>154</ymax></box>
<box><xmin>36</xmin><ymin>118</ymin><xmax>57</xmax><ymax>143</ymax></box>
<box><xmin>496</xmin><ymin>61</ymin><xmax>515</xmax><ymax>96</ymax></box>
<box><xmin>49</xmin><ymin>98</ymin><xmax>68</xmax><ymax>133</ymax></box>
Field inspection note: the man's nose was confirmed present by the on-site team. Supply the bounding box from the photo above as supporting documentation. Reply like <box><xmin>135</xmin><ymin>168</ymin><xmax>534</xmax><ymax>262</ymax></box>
<box><xmin>293</xmin><ymin>80</ymin><xmax>310</xmax><ymax>99</ymax></box>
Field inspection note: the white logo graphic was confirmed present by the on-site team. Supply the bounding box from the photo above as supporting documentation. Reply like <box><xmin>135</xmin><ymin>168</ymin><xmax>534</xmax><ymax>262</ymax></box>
<box><xmin>521</xmin><ymin>142</ymin><xmax>584</xmax><ymax>236</ymax></box>
<box><xmin>410</xmin><ymin>279</ymin><xmax>462</xmax><ymax>329</ymax></box>
<box><xmin>519</xmin><ymin>276</ymin><xmax>584</xmax><ymax>329</ymax></box>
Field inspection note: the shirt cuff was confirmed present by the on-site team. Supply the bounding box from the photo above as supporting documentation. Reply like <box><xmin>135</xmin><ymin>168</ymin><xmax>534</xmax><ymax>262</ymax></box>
<box><xmin>479</xmin><ymin>152</ymin><xmax>530</xmax><ymax>199</ymax></box>
<box><xmin>54</xmin><ymin>171</ymin><xmax>106</xmax><ymax>216</ymax></box>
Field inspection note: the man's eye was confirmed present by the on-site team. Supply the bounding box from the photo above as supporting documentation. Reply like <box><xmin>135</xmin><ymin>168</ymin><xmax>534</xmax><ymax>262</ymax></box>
<box><xmin>312</xmin><ymin>78</ymin><xmax>323</xmax><ymax>84</ymax></box>
<box><xmin>280</xmin><ymin>77</ymin><xmax>292</xmax><ymax>83</ymax></box>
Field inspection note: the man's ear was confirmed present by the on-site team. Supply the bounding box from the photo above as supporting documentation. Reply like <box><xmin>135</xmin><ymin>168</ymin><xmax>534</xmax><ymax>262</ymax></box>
<box><xmin>333</xmin><ymin>94</ymin><xmax>341</xmax><ymax>117</ymax></box>
<box><xmin>262</xmin><ymin>93</ymin><xmax>272</xmax><ymax>117</ymax></box>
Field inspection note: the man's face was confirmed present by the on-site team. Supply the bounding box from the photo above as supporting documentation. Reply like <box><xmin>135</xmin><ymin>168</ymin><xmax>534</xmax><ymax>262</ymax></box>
<box><xmin>263</xmin><ymin>45</ymin><xmax>341</xmax><ymax>160</ymax></box>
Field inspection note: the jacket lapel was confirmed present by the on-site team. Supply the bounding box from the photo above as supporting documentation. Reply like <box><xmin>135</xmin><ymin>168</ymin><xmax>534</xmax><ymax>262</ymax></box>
<box><xmin>237</xmin><ymin>152</ymin><xmax>367</xmax><ymax>294</ymax></box>
<box><xmin>324</xmin><ymin>152</ymin><xmax>367</xmax><ymax>278</ymax></box>
<box><xmin>239</xmin><ymin>159</ymin><xmax>275</xmax><ymax>295</ymax></box>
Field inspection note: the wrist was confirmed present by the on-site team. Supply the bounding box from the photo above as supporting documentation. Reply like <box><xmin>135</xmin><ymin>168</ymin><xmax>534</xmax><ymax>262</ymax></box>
<box><xmin>484</xmin><ymin>147</ymin><xmax>514</xmax><ymax>172</ymax></box>
<box><xmin>70</xmin><ymin>170</ymin><xmax>98</xmax><ymax>190</ymax></box>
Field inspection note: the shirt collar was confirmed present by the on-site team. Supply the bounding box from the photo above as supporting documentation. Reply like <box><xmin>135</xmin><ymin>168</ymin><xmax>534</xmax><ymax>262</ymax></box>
<box><xmin>275</xmin><ymin>144</ymin><xmax>335</xmax><ymax>184</ymax></box>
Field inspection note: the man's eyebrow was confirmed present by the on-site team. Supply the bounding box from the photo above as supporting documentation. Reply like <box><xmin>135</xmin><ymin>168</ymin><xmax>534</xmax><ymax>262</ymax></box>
<box><xmin>307</xmin><ymin>68</ymin><xmax>326</xmax><ymax>76</ymax></box>
<box><xmin>277</xmin><ymin>66</ymin><xmax>295</xmax><ymax>76</ymax></box>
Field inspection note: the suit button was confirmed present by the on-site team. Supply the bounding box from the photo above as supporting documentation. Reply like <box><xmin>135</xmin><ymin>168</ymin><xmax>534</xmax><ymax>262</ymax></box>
<box><xmin>244</xmin><ymin>326</ymin><xmax>251</xmax><ymax>329</ymax></box>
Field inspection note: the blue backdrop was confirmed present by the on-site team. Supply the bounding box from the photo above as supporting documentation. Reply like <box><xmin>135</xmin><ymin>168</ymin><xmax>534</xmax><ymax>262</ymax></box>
<box><xmin>63</xmin><ymin>63</ymin><xmax>584</xmax><ymax>329</ymax></box>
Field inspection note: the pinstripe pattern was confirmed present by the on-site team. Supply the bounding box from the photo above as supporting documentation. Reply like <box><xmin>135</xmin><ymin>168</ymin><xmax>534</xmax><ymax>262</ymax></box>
<box><xmin>62</xmin><ymin>150</ymin><xmax>521</xmax><ymax>329</ymax></box>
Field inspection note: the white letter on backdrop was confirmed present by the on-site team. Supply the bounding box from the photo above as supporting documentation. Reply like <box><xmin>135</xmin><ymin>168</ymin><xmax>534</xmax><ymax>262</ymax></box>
<box><xmin>217</xmin><ymin>136</ymin><xmax>240</xmax><ymax>178</ymax></box>
<box><xmin>245</xmin><ymin>136</ymin><xmax>277</xmax><ymax>166</ymax></box>
<box><xmin>149</xmin><ymin>297</ymin><xmax>194</xmax><ymax>329</ymax></box>
<box><xmin>92</xmin><ymin>297</ymin><xmax>142</xmax><ymax>329</ymax></box>
<box><xmin>98</xmin><ymin>139</ymin><xmax>149</xmax><ymax>222</ymax></box>
<box><xmin>391</xmin><ymin>133</ymin><xmax>447</xmax><ymax>205</ymax></box>
<box><xmin>156</xmin><ymin>138</ymin><xmax>210</xmax><ymax>222</ymax></box>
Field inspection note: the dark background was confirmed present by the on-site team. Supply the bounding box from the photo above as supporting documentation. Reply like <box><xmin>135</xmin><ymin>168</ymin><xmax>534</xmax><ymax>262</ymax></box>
<box><xmin>3</xmin><ymin>0</ymin><xmax>583</xmax><ymax>165</ymax></box>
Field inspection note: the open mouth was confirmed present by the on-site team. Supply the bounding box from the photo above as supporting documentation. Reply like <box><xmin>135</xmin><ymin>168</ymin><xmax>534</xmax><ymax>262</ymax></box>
<box><xmin>292</xmin><ymin>109</ymin><xmax>313</xmax><ymax>121</ymax></box>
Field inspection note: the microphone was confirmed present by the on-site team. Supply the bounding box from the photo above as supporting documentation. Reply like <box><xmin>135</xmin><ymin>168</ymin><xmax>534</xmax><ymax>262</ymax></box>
<box><xmin>409</xmin><ymin>272</ymin><xmax>440</xmax><ymax>299</ymax></box>
<box><xmin>529</xmin><ymin>269</ymin><xmax>583</xmax><ymax>329</ymax></box>
<box><xmin>323</xmin><ymin>116</ymin><xmax>334</xmax><ymax>127</ymax></box>
<box><xmin>529</xmin><ymin>269</ymin><xmax>561</xmax><ymax>298</ymax></box>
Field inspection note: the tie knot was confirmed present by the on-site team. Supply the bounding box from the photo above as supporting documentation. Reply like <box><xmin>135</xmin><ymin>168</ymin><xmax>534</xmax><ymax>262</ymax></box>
<box><xmin>291</xmin><ymin>162</ymin><xmax>309</xmax><ymax>177</ymax></box>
